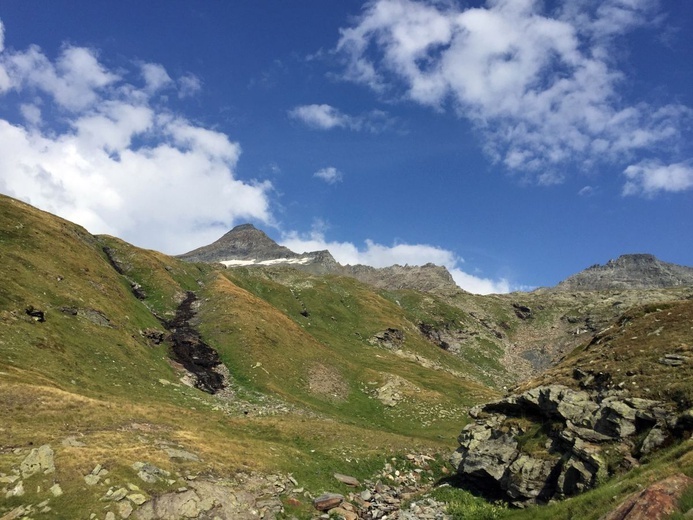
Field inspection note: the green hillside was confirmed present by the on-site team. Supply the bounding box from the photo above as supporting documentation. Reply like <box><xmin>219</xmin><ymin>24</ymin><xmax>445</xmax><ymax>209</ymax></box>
<box><xmin>1</xmin><ymin>194</ymin><xmax>691</xmax><ymax>519</ymax></box>
<box><xmin>0</xmin><ymin>195</ymin><xmax>499</xmax><ymax>519</ymax></box>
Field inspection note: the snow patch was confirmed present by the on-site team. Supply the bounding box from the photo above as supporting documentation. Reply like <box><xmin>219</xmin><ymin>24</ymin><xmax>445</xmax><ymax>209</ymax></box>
<box><xmin>220</xmin><ymin>257</ymin><xmax>313</xmax><ymax>267</ymax></box>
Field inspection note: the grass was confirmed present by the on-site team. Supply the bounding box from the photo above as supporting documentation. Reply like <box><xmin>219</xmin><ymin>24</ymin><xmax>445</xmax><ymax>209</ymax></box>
<box><xmin>2</xmin><ymin>193</ymin><xmax>692</xmax><ymax>519</ymax></box>
<box><xmin>0</xmin><ymin>194</ymin><xmax>490</xmax><ymax>518</ymax></box>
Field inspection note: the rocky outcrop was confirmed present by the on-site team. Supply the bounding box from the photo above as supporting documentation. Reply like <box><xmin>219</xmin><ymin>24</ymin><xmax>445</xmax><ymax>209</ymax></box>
<box><xmin>450</xmin><ymin>384</ymin><xmax>690</xmax><ymax>506</ymax></box>
<box><xmin>600</xmin><ymin>473</ymin><xmax>693</xmax><ymax>520</ymax></box>
<box><xmin>555</xmin><ymin>254</ymin><xmax>693</xmax><ymax>291</ymax></box>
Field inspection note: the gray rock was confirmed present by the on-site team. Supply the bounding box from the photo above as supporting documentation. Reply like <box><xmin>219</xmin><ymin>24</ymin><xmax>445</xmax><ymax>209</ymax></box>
<box><xmin>20</xmin><ymin>444</ymin><xmax>55</xmax><ymax>478</ymax></box>
<box><xmin>502</xmin><ymin>454</ymin><xmax>555</xmax><ymax>501</ymax></box>
<box><xmin>640</xmin><ymin>426</ymin><xmax>669</xmax><ymax>455</ymax></box>
<box><xmin>313</xmin><ymin>493</ymin><xmax>345</xmax><ymax>511</ymax></box>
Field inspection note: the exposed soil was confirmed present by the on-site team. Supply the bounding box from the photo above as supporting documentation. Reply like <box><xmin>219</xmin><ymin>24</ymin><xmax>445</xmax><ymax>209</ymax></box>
<box><xmin>166</xmin><ymin>291</ymin><xmax>225</xmax><ymax>394</ymax></box>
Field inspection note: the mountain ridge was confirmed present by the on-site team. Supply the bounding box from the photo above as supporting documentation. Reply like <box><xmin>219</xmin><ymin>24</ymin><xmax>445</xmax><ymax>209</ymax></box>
<box><xmin>555</xmin><ymin>253</ymin><xmax>693</xmax><ymax>291</ymax></box>
<box><xmin>178</xmin><ymin>223</ymin><xmax>463</xmax><ymax>293</ymax></box>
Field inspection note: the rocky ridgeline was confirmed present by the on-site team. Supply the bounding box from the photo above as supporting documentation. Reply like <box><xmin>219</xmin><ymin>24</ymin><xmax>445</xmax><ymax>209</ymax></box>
<box><xmin>555</xmin><ymin>254</ymin><xmax>693</xmax><ymax>291</ymax></box>
<box><xmin>450</xmin><ymin>383</ymin><xmax>693</xmax><ymax>506</ymax></box>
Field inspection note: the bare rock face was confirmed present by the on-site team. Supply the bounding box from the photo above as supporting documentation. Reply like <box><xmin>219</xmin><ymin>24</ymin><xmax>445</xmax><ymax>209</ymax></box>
<box><xmin>178</xmin><ymin>224</ymin><xmax>297</xmax><ymax>263</ymax></box>
<box><xmin>555</xmin><ymin>254</ymin><xmax>693</xmax><ymax>291</ymax></box>
<box><xmin>450</xmin><ymin>384</ymin><xmax>690</xmax><ymax>506</ymax></box>
<box><xmin>600</xmin><ymin>473</ymin><xmax>693</xmax><ymax>520</ymax></box>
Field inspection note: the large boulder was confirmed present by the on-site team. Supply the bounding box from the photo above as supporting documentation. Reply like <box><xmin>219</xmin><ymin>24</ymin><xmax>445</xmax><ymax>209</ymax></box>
<box><xmin>451</xmin><ymin>384</ymin><xmax>688</xmax><ymax>505</ymax></box>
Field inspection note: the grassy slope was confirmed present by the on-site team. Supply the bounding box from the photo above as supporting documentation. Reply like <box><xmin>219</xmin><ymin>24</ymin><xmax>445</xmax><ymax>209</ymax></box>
<box><xmin>0</xmin><ymin>195</ymin><xmax>496</xmax><ymax>518</ymax></box>
<box><xmin>434</xmin><ymin>298</ymin><xmax>693</xmax><ymax>519</ymax></box>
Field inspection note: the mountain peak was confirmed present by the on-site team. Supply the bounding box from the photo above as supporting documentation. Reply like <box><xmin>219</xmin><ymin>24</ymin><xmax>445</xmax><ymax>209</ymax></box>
<box><xmin>178</xmin><ymin>223</ymin><xmax>297</xmax><ymax>263</ymax></box>
<box><xmin>557</xmin><ymin>253</ymin><xmax>693</xmax><ymax>291</ymax></box>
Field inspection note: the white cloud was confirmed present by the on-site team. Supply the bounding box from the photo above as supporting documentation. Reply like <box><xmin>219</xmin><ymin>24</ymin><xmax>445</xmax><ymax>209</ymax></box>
<box><xmin>178</xmin><ymin>73</ymin><xmax>202</xmax><ymax>98</ymax></box>
<box><xmin>0</xmin><ymin>24</ymin><xmax>272</xmax><ymax>254</ymax></box>
<box><xmin>290</xmin><ymin>104</ymin><xmax>348</xmax><ymax>130</ymax></box>
<box><xmin>141</xmin><ymin>63</ymin><xmax>172</xmax><ymax>93</ymax></box>
<box><xmin>289</xmin><ymin>103</ymin><xmax>393</xmax><ymax>132</ymax></box>
<box><xmin>622</xmin><ymin>160</ymin><xmax>693</xmax><ymax>196</ymax></box>
<box><xmin>578</xmin><ymin>185</ymin><xmax>594</xmax><ymax>196</ymax></box>
<box><xmin>336</xmin><ymin>0</ymin><xmax>692</xmax><ymax>186</ymax></box>
<box><xmin>280</xmin><ymin>230</ymin><xmax>510</xmax><ymax>294</ymax></box>
<box><xmin>20</xmin><ymin>103</ymin><xmax>41</xmax><ymax>126</ymax></box>
<box><xmin>2</xmin><ymin>44</ymin><xmax>119</xmax><ymax>111</ymax></box>
<box><xmin>314</xmin><ymin>166</ymin><xmax>343</xmax><ymax>184</ymax></box>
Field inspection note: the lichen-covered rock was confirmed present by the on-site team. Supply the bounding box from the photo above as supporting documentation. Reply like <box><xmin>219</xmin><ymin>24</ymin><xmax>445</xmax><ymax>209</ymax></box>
<box><xmin>451</xmin><ymin>384</ymin><xmax>689</xmax><ymax>505</ymax></box>
<box><xmin>20</xmin><ymin>444</ymin><xmax>55</xmax><ymax>478</ymax></box>
<box><xmin>599</xmin><ymin>473</ymin><xmax>693</xmax><ymax>520</ymax></box>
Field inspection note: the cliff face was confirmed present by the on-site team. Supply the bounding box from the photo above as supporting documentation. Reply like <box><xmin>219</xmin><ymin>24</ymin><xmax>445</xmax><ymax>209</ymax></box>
<box><xmin>555</xmin><ymin>254</ymin><xmax>693</xmax><ymax>291</ymax></box>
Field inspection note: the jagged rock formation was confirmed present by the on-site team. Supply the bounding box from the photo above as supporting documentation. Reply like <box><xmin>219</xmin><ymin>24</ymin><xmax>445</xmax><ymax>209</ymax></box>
<box><xmin>450</xmin><ymin>384</ymin><xmax>690</xmax><ymax>506</ymax></box>
<box><xmin>555</xmin><ymin>254</ymin><xmax>693</xmax><ymax>291</ymax></box>
<box><xmin>178</xmin><ymin>224</ymin><xmax>461</xmax><ymax>293</ymax></box>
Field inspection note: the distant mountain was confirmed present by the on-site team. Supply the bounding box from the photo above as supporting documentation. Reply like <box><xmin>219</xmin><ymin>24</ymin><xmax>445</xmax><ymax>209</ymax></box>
<box><xmin>178</xmin><ymin>224</ymin><xmax>461</xmax><ymax>293</ymax></box>
<box><xmin>556</xmin><ymin>254</ymin><xmax>693</xmax><ymax>291</ymax></box>
<box><xmin>178</xmin><ymin>224</ymin><xmax>301</xmax><ymax>263</ymax></box>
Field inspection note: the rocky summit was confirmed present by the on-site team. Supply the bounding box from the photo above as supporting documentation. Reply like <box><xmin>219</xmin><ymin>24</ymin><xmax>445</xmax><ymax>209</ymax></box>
<box><xmin>177</xmin><ymin>223</ymin><xmax>302</xmax><ymax>263</ymax></box>
<box><xmin>1</xmin><ymin>194</ymin><xmax>693</xmax><ymax>520</ymax></box>
<box><xmin>555</xmin><ymin>253</ymin><xmax>693</xmax><ymax>291</ymax></box>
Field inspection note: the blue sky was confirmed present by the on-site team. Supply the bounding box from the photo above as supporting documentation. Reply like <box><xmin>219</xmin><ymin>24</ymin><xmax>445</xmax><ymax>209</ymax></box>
<box><xmin>0</xmin><ymin>1</ymin><xmax>691</xmax><ymax>293</ymax></box>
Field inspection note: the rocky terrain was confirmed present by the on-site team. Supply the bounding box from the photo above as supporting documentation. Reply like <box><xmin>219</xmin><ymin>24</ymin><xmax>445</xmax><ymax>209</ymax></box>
<box><xmin>555</xmin><ymin>253</ymin><xmax>693</xmax><ymax>291</ymax></box>
<box><xmin>1</xmin><ymin>195</ymin><xmax>692</xmax><ymax>520</ymax></box>
<box><xmin>178</xmin><ymin>224</ymin><xmax>460</xmax><ymax>293</ymax></box>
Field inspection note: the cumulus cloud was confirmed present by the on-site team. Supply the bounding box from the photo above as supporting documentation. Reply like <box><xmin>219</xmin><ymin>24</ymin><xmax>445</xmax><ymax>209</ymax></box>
<box><xmin>622</xmin><ymin>160</ymin><xmax>693</xmax><ymax>196</ymax></box>
<box><xmin>336</xmin><ymin>0</ymin><xmax>692</xmax><ymax>190</ymax></box>
<box><xmin>289</xmin><ymin>103</ymin><xmax>392</xmax><ymax>132</ymax></box>
<box><xmin>141</xmin><ymin>62</ymin><xmax>172</xmax><ymax>93</ymax></box>
<box><xmin>280</xmin><ymin>230</ymin><xmax>510</xmax><ymax>294</ymax></box>
<box><xmin>314</xmin><ymin>166</ymin><xmax>343</xmax><ymax>184</ymax></box>
<box><xmin>0</xmin><ymin>23</ymin><xmax>272</xmax><ymax>254</ymax></box>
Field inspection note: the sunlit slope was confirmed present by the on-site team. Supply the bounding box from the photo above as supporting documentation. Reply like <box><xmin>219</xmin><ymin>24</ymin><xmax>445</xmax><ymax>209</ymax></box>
<box><xmin>0</xmin><ymin>196</ymin><xmax>186</xmax><ymax>401</ymax></box>
<box><xmin>0</xmin><ymin>194</ymin><xmax>497</xmax><ymax>518</ymax></box>
<box><xmin>200</xmin><ymin>268</ymin><xmax>499</xmax><ymax>439</ymax></box>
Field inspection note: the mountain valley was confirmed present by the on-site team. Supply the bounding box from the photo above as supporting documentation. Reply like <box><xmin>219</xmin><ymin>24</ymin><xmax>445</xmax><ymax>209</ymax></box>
<box><xmin>1</xmin><ymin>195</ymin><xmax>691</xmax><ymax>519</ymax></box>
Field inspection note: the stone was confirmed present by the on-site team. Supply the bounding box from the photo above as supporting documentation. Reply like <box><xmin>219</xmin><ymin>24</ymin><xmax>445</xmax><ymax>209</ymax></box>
<box><xmin>116</xmin><ymin>500</ymin><xmax>133</xmax><ymax>518</ymax></box>
<box><xmin>600</xmin><ymin>473</ymin><xmax>693</xmax><ymax>520</ymax></box>
<box><xmin>164</xmin><ymin>448</ymin><xmax>200</xmax><ymax>462</ymax></box>
<box><xmin>127</xmin><ymin>493</ymin><xmax>147</xmax><ymax>505</ymax></box>
<box><xmin>50</xmin><ymin>483</ymin><xmax>63</xmax><ymax>497</ymax></box>
<box><xmin>20</xmin><ymin>444</ymin><xmax>55</xmax><ymax>478</ymax></box>
<box><xmin>640</xmin><ymin>426</ymin><xmax>669</xmax><ymax>455</ymax></box>
<box><xmin>5</xmin><ymin>480</ymin><xmax>24</xmax><ymax>498</ymax></box>
<box><xmin>334</xmin><ymin>473</ymin><xmax>360</xmax><ymax>487</ymax></box>
<box><xmin>313</xmin><ymin>493</ymin><xmax>344</xmax><ymax>511</ymax></box>
<box><xmin>502</xmin><ymin>454</ymin><xmax>555</xmax><ymax>501</ymax></box>
<box><xmin>0</xmin><ymin>506</ymin><xmax>26</xmax><ymax>520</ymax></box>
<box><xmin>132</xmin><ymin>462</ymin><xmax>170</xmax><ymax>483</ymax></box>
<box><xmin>108</xmin><ymin>488</ymin><xmax>129</xmax><ymax>501</ymax></box>
<box><xmin>327</xmin><ymin>506</ymin><xmax>358</xmax><ymax>520</ymax></box>
<box><xmin>84</xmin><ymin>474</ymin><xmax>101</xmax><ymax>486</ymax></box>
<box><xmin>105</xmin><ymin>513</ymin><xmax>116</xmax><ymax>520</ymax></box>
